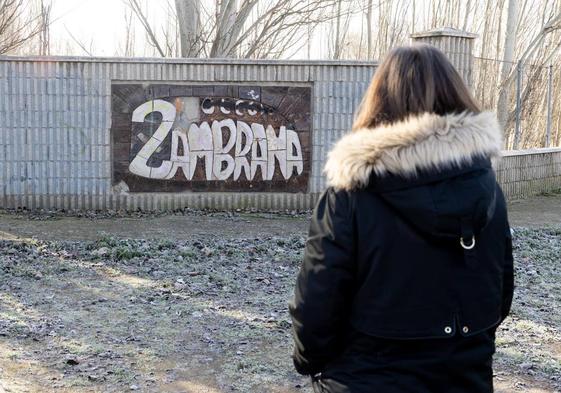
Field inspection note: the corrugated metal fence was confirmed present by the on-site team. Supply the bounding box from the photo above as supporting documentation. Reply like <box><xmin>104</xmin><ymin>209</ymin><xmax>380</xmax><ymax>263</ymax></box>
<box><xmin>0</xmin><ymin>56</ymin><xmax>560</xmax><ymax>211</ymax></box>
<box><xmin>0</xmin><ymin>57</ymin><xmax>375</xmax><ymax>210</ymax></box>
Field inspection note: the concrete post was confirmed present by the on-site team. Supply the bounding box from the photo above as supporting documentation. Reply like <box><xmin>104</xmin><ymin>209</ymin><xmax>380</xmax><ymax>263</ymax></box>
<box><xmin>411</xmin><ymin>27</ymin><xmax>478</xmax><ymax>89</ymax></box>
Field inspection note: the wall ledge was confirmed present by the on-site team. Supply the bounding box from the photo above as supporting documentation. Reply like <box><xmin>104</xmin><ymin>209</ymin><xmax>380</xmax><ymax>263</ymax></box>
<box><xmin>0</xmin><ymin>55</ymin><xmax>379</xmax><ymax>67</ymax></box>
<box><xmin>501</xmin><ymin>147</ymin><xmax>561</xmax><ymax>157</ymax></box>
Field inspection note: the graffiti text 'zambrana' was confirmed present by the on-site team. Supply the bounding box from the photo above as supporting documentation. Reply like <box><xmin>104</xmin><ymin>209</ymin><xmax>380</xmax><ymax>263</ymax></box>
<box><xmin>128</xmin><ymin>99</ymin><xmax>304</xmax><ymax>181</ymax></box>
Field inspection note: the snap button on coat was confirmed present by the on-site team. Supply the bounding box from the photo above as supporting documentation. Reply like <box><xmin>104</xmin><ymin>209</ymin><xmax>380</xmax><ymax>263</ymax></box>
<box><xmin>444</xmin><ymin>326</ymin><xmax>452</xmax><ymax>334</ymax></box>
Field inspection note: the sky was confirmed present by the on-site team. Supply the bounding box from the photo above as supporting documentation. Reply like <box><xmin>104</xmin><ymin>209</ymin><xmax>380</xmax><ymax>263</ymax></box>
<box><xmin>49</xmin><ymin>0</ymin><xmax>173</xmax><ymax>57</ymax></box>
<box><xmin>50</xmin><ymin>0</ymin><xmax>127</xmax><ymax>56</ymax></box>
<box><xmin>46</xmin><ymin>0</ymin><xmax>344</xmax><ymax>59</ymax></box>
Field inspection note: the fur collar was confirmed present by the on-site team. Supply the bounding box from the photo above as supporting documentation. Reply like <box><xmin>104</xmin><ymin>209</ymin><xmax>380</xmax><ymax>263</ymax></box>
<box><xmin>324</xmin><ymin>111</ymin><xmax>503</xmax><ymax>191</ymax></box>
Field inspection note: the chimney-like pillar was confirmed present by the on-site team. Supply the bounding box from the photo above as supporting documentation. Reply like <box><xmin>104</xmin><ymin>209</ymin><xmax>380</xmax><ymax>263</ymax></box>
<box><xmin>411</xmin><ymin>27</ymin><xmax>478</xmax><ymax>89</ymax></box>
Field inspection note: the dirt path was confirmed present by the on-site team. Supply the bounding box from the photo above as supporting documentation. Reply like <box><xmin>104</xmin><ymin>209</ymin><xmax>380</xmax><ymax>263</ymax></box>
<box><xmin>1</xmin><ymin>195</ymin><xmax>559</xmax><ymax>242</ymax></box>
<box><xmin>0</xmin><ymin>212</ymin><xmax>307</xmax><ymax>242</ymax></box>
<box><xmin>508</xmin><ymin>195</ymin><xmax>561</xmax><ymax>228</ymax></box>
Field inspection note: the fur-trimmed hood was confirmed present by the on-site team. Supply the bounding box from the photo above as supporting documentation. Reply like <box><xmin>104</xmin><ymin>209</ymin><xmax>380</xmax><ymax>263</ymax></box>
<box><xmin>324</xmin><ymin>111</ymin><xmax>503</xmax><ymax>191</ymax></box>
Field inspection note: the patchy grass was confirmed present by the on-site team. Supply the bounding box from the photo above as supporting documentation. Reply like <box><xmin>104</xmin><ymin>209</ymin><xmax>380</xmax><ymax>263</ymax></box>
<box><xmin>494</xmin><ymin>227</ymin><xmax>561</xmax><ymax>390</ymax></box>
<box><xmin>0</xmin><ymin>234</ymin><xmax>307</xmax><ymax>392</ymax></box>
<box><xmin>0</xmin><ymin>227</ymin><xmax>559</xmax><ymax>392</ymax></box>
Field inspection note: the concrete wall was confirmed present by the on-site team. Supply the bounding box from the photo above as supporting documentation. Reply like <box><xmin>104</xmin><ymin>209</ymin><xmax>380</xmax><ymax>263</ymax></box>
<box><xmin>495</xmin><ymin>148</ymin><xmax>561</xmax><ymax>199</ymax></box>
<box><xmin>0</xmin><ymin>56</ymin><xmax>560</xmax><ymax>211</ymax></box>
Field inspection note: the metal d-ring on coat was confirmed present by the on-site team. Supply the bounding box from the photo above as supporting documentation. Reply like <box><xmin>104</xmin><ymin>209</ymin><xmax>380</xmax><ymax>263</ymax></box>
<box><xmin>460</xmin><ymin>235</ymin><xmax>476</xmax><ymax>249</ymax></box>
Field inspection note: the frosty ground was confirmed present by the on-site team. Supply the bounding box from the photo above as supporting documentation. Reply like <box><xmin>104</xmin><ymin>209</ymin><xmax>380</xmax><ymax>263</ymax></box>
<box><xmin>0</xmin><ymin>196</ymin><xmax>560</xmax><ymax>393</ymax></box>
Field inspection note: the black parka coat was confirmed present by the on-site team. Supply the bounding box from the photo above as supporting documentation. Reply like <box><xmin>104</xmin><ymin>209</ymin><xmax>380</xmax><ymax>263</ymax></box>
<box><xmin>289</xmin><ymin>111</ymin><xmax>514</xmax><ymax>393</ymax></box>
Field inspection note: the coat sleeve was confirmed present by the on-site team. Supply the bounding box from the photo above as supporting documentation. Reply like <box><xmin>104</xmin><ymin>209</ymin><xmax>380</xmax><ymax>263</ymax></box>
<box><xmin>501</xmin><ymin>224</ymin><xmax>514</xmax><ymax>322</ymax></box>
<box><xmin>288</xmin><ymin>187</ymin><xmax>356</xmax><ymax>376</ymax></box>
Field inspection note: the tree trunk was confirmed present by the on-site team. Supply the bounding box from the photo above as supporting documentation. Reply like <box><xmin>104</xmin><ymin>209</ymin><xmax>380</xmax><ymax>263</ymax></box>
<box><xmin>377</xmin><ymin>0</ymin><xmax>386</xmax><ymax>58</ymax></box>
<box><xmin>366</xmin><ymin>0</ymin><xmax>372</xmax><ymax>58</ymax></box>
<box><xmin>175</xmin><ymin>0</ymin><xmax>200</xmax><ymax>57</ymax></box>
<box><xmin>210</xmin><ymin>0</ymin><xmax>239</xmax><ymax>57</ymax></box>
<box><xmin>462</xmin><ymin>0</ymin><xmax>470</xmax><ymax>29</ymax></box>
<box><xmin>333</xmin><ymin>0</ymin><xmax>343</xmax><ymax>59</ymax></box>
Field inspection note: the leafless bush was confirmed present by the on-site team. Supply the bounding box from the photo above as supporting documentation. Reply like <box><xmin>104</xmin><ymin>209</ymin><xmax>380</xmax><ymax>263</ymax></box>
<box><xmin>0</xmin><ymin>0</ymin><xmax>42</xmax><ymax>55</ymax></box>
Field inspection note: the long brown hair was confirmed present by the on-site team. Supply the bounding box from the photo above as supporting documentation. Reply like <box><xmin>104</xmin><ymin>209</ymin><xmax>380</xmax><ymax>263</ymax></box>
<box><xmin>352</xmin><ymin>44</ymin><xmax>480</xmax><ymax>131</ymax></box>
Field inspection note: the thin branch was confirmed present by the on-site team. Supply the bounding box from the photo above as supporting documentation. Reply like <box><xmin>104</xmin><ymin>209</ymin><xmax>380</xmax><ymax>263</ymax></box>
<box><xmin>64</xmin><ymin>24</ymin><xmax>93</xmax><ymax>56</ymax></box>
<box><xmin>125</xmin><ymin>0</ymin><xmax>166</xmax><ymax>57</ymax></box>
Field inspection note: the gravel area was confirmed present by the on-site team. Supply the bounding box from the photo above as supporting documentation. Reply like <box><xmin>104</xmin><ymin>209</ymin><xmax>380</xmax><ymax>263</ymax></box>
<box><xmin>0</xmin><ymin>219</ymin><xmax>559</xmax><ymax>392</ymax></box>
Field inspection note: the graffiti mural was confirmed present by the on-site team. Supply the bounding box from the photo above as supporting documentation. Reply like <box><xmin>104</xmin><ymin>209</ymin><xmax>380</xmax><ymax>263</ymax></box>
<box><xmin>111</xmin><ymin>84</ymin><xmax>311</xmax><ymax>192</ymax></box>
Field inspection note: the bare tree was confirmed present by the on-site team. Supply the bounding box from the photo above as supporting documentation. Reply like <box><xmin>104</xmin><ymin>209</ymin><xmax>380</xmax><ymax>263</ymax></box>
<box><xmin>123</xmin><ymin>8</ymin><xmax>135</xmax><ymax>56</ymax></box>
<box><xmin>501</xmin><ymin>11</ymin><xmax>561</xmax><ymax>146</ymax></box>
<box><xmin>209</xmin><ymin>0</ymin><xmax>244</xmax><ymax>57</ymax></box>
<box><xmin>126</xmin><ymin>0</ymin><xmax>351</xmax><ymax>59</ymax></box>
<box><xmin>243</xmin><ymin>0</ymin><xmax>353</xmax><ymax>59</ymax></box>
<box><xmin>38</xmin><ymin>0</ymin><xmax>51</xmax><ymax>55</ymax></box>
<box><xmin>366</xmin><ymin>0</ymin><xmax>373</xmax><ymax>58</ymax></box>
<box><xmin>0</xmin><ymin>0</ymin><xmax>42</xmax><ymax>54</ymax></box>
<box><xmin>376</xmin><ymin>0</ymin><xmax>388</xmax><ymax>57</ymax></box>
<box><xmin>367</xmin><ymin>0</ymin><xmax>411</xmax><ymax>59</ymax></box>
<box><xmin>315</xmin><ymin>0</ymin><xmax>561</xmax><ymax>148</ymax></box>
<box><xmin>329</xmin><ymin>0</ymin><xmax>358</xmax><ymax>59</ymax></box>
<box><xmin>175</xmin><ymin>0</ymin><xmax>200</xmax><ymax>57</ymax></box>
<box><xmin>496</xmin><ymin>0</ymin><xmax>519</xmax><ymax>130</ymax></box>
<box><xmin>64</xmin><ymin>25</ymin><xmax>94</xmax><ymax>56</ymax></box>
<box><xmin>332</xmin><ymin>0</ymin><xmax>344</xmax><ymax>59</ymax></box>
<box><xmin>126</xmin><ymin>0</ymin><xmax>167</xmax><ymax>57</ymax></box>
<box><xmin>161</xmin><ymin>1</ymin><xmax>180</xmax><ymax>57</ymax></box>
